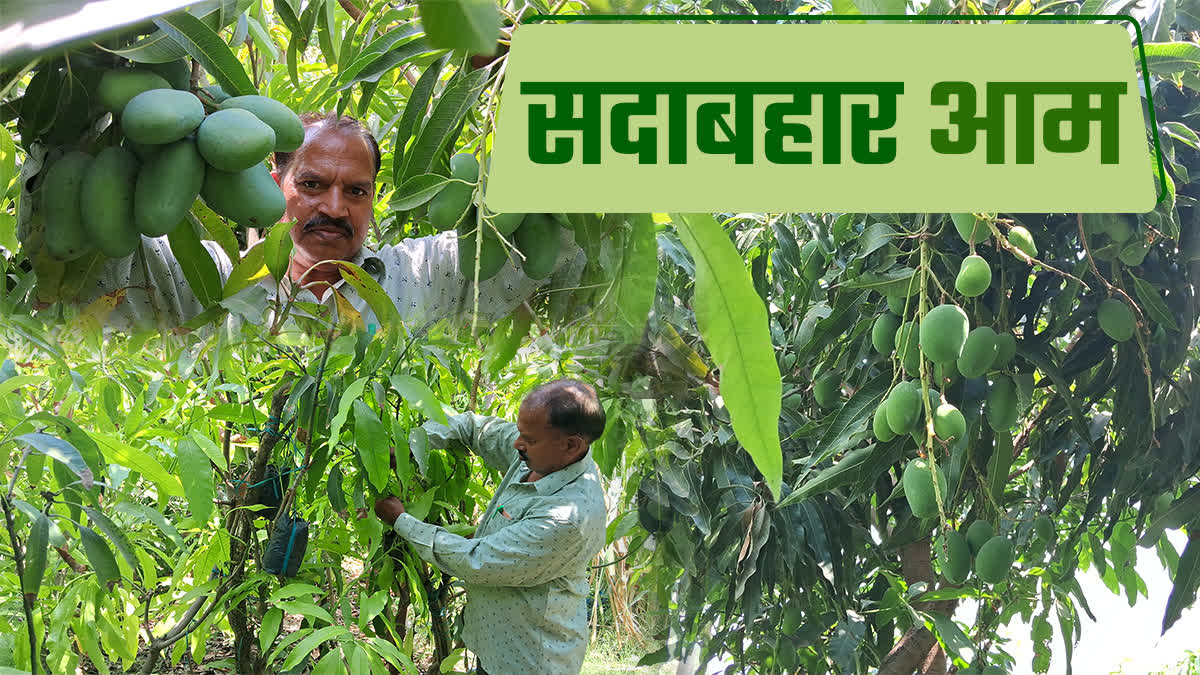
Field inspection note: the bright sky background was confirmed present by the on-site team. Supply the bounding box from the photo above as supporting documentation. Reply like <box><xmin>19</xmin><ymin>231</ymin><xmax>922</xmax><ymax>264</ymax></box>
<box><xmin>996</xmin><ymin>529</ymin><xmax>1199</xmax><ymax>675</ymax></box>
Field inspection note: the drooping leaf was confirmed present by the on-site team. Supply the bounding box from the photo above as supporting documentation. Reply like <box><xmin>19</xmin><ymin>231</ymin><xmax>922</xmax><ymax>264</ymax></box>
<box><xmin>18</xmin><ymin>432</ymin><xmax>93</xmax><ymax>489</ymax></box>
<box><xmin>177</xmin><ymin>436</ymin><xmax>215</xmax><ymax>525</ymax></box>
<box><xmin>224</xmin><ymin>244</ymin><xmax>270</xmax><ymax>298</ymax></box>
<box><xmin>927</xmin><ymin>611</ymin><xmax>977</xmax><ymax>664</ymax></box>
<box><xmin>393</xmin><ymin>55</ymin><xmax>449</xmax><ymax>178</ymax></box>
<box><xmin>20</xmin><ymin>508</ymin><xmax>49</xmax><ymax>596</ymax></box>
<box><xmin>1130</xmin><ymin>275</ymin><xmax>1178</xmax><ymax>331</ymax></box>
<box><xmin>329</xmin><ymin>377</ymin><xmax>370</xmax><ymax>452</ymax></box>
<box><xmin>672</xmin><ymin>212</ymin><xmax>783</xmax><ymax>498</ymax></box>
<box><xmin>389</xmin><ymin>375</ymin><xmax>448</xmax><ymax>425</ymax></box>
<box><xmin>79</xmin><ymin>525</ymin><xmax>120</xmax><ymax>588</ymax></box>
<box><xmin>607</xmin><ymin>214</ymin><xmax>658</xmax><ymax>342</ymax></box>
<box><xmin>263</xmin><ymin>219</ymin><xmax>296</xmax><ymax>285</ymax></box>
<box><xmin>153</xmin><ymin>12</ymin><xmax>257</xmax><ymax>96</ymax></box>
<box><xmin>168</xmin><ymin>215</ymin><xmax>223</xmax><ymax>308</ymax></box>
<box><xmin>260</xmin><ymin>608</ymin><xmax>284</xmax><ymax>653</ymax></box>
<box><xmin>79</xmin><ymin>505</ymin><xmax>138</xmax><ymax>575</ymax></box>
<box><xmin>389</xmin><ymin>175</ymin><xmax>453</xmax><ymax>211</ymax></box>
<box><xmin>400</xmin><ymin>68</ymin><xmax>489</xmax><ymax>183</ymax></box>
<box><xmin>1162</xmin><ymin>535</ymin><xmax>1200</xmax><ymax>634</ymax></box>
<box><xmin>416</xmin><ymin>0</ymin><xmax>500</xmax><ymax>55</ymax></box>
<box><xmin>353</xmin><ymin>400</ymin><xmax>390</xmax><ymax>492</ymax></box>
<box><xmin>113</xmin><ymin>502</ymin><xmax>185</xmax><ymax>551</ymax></box>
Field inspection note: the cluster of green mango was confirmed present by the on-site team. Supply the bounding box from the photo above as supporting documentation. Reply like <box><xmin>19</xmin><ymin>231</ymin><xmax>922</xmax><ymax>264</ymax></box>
<box><xmin>428</xmin><ymin>153</ymin><xmax>564</xmax><ymax>282</ymax></box>
<box><xmin>32</xmin><ymin>60</ymin><xmax>301</xmax><ymax>260</ymax></box>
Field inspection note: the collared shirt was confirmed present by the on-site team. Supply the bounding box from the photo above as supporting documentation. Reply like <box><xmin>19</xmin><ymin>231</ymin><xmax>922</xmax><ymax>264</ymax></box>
<box><xmin>82</xmin><ymin>229</ymin><xmax>584</xmax><ymax>333</ymax></box>
<box><xmin>392</xmin><ymin>413</ymin><xmax>607</xmax><ymax>675</ymax></box>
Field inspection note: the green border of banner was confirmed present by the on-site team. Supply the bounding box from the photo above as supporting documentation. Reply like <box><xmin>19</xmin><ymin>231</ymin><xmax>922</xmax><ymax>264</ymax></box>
<box><xmin>521</xmin><ymin>12</ymin><xmax>1169</xmax><ymax>207</ymax></box>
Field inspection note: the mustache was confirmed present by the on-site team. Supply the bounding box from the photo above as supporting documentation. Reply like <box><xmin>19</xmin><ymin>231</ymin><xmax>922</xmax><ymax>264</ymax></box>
<box><xmin>302</xmin><ymin>215</ymin><xmax>353</xmax><ymax>237</ymax></box>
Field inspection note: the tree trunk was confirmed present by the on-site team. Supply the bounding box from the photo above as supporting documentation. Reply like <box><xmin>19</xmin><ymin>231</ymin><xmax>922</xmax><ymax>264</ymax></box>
<box><xmin>879</xmin><ymin>538</ymin><xmax>958</xmax><ymax>675</ymax></box>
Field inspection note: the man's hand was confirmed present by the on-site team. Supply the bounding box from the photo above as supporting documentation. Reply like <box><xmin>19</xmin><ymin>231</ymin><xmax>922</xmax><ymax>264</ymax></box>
<box><xmin>374</xmin><ymin>496</ymin><xmax>405</xmax><ymax>525</ymax></box>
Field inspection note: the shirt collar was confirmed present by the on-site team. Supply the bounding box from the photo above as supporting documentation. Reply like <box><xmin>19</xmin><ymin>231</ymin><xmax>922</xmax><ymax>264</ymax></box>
<box><xmin>531</xmin><ymin>450</ymin><xmax>596</xmax><ymax>496</ymax></box>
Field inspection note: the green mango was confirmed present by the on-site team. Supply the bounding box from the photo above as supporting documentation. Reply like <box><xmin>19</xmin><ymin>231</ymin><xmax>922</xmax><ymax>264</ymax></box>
<box><xmin>134</xmin><ymin>139</ymin><xmax>204</xmax><ymax>236</ymax></box>
<box><xmin>121</xmin><ymin>89</ymin><xmax>204</xmax><ymax>145</ymax></box>
<box><xmin>197</xmin><ymin>108</ymin><xmax>276</xmax><ymax>172</ymax></box>
<box><xmin>81</xmin><ymin>146</ymin><xmax>142</xmax><ymax>258</ymax></box>
<box><xmin>515</xmin><ymin>213</ymin><xmax>561</xmax><ymax>280</ymax></box>
<box><xmin>221</xmin><ymin>95</ymin><xmax>306</xmax><ymax>152</ymax></box>
<box><xmin>202</xmin><ymin>163</ymin><xmax>287</xmax><ymax>227</ymax></box>
<box><xmin>41</xmin><ymin>151</ymin><xmax>94</xmax><ymax>260</ymax></box>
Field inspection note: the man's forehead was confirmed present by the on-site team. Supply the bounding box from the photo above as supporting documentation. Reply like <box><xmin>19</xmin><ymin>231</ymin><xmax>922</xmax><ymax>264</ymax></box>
<box><xmin>288</xmin><ymin>125</ymin><xmax>375</xmax><ymax>177</ymax></box>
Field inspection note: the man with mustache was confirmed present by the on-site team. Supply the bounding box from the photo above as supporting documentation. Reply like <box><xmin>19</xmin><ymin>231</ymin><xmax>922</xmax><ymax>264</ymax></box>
<box><xmin>77</xmin><ymin>111</ymin><xmax>581</xmax><ymax>333</ymax></box>
<box><xmin>374</xmin><ymin>379</ymin><xmax>607</xmax><ymax>675</ymax></box>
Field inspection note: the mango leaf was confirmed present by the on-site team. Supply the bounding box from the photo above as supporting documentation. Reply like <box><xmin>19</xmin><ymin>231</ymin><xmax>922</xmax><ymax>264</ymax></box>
<box><xmin>393</xmin><ymin>55</ymin><xmax>449</xmax><ymax>178</ymax></box>
<box><xmin>607</xmin><ymin>214</ymin><xmax>658</xmax><ymax>342</ymax></box>
<box><xmin>281</xmin><ymin>626</ymin><xmax>350</xmax><ymax>671</ymax></box>
<box><xmin>672</xmin><ymin>213</ymin><xmax>782</xmax><ymax>498</ymax></box>
<box><xmin>406</xmin><ymin>489</ymin><xmax>436</xmax><ymax>521</ymax></box>
<box><xmin>1143</xmin><ymin>41</ymin><xmax>1200</xmax><ymax>76</ymax></box>
<box><xmin>168</xmin><ymin>215</ymin><xmax>222</xmax><ymax>308</ymax></box>
<box><xmin>113</xmin><ymin>502</ymin><xmax>185</xmax><ymax>551</ymax></box>
<box><xmin>263</xmin><ymin>220</ymin><xmax>296</xmax><ymax>285</ymax></box>
<box><xmin>335</xmin><ymin>24</ymin><xmax>423</xmax><ymax>88</ymax></box>
<box><xmin>1162</xmin><ymin>535</ymin><xmax>1200</xmax><ymax>634</ymax></box>
<box><xmin>329</xmin><ymin>377</ymin><xmax>370</xmax><ymax>452</ymax></box>
<box><xmin>79</xmin><ymin>525</ymin><xmax>120</xmax><ymax>588</ymax></box>
<box><xmin>224</xmin><ymin>244</ymin><xmax>270</xmax><ymax>298</ymax></box>
<box><xmin>260</xmin><ymin>608</ymin><xmax>284</xmax><ymax>653</ymax></box>
<box><xmin>841</xmin><ymin>266</ymin><xmax>918</xmax><ymax>296</ymax></box>
<box><xmin>153</xmin><ymin>12</ymin><xmax>257</xmax><ymax>96</ymax></box>
<box><xmin>106</xmin><ymin>0</ymin><xmax>246</xmax><ymax>63</ymax></box>
<box><xmin>90</xmin><ymin>432</ymin><xmax>184</xmax><ymax>497</ymax></box>
<box><xmin>389</xmin><ymin>175</ymin><xmax>453</xmax><ymax>211</ymax></box>
<box><xmin>400</xmin><ymin>67</ymin><xmax>489</xmax><ymax>182</ymax></box>
<box><xmin>1130</xmin><ymin>275</ymin><xmax>1178</xmax><ymax>331</ymax></box>
<box><xmin>332</xmin><ymin>261</ymin><xmax>402</xmax><ymax>334</ymax></box>
<box><xmin>779</xmin><ymin>445</ymin><xmax>875</xmax><ymax>508</ymax></box>
<box><xmin>927</xmin><ymin>611</ymin><xmax>977</xmax><ymax>664</ymax></box>
<box><xmin>192</xmin><ymin>199</ymin><xmax>241</xmax><ymax>261</ymax></box>
<box><xmin>353</xmin><ymin>401</ymin><xmax>389</xmax><ymax>492</ymax></box>
<box><xmin>20</xmin><ymin>508</ymin><xmax>49</xmax><ymax>596</ymax></box>
<box><xmin>389</xmin><ymin>375</ymin><xmax>448</xmax><ymax>425</ymax></box>
<box><xmin>0</xmin><ymin>126</ymin><xmax>16</xmax><ymax>192</ymax></box>
<box><xmin>177</xmin><ymin>436</ymin><xmax>215</xmax><ymax>525</ymax></box>
<box><xmin>79</xmin><ymin>505</ymin><xmax>138</xmax><ymax>575</ymax></box>
<box><xmin>416</xmin><ymin>0</ymin><xmax>500</xmax><ymax>55</ymax></box>
<box><xmin>18</xmin><ymin>432</ymin><xmax>93</xmax><ymax>488</ymax></box>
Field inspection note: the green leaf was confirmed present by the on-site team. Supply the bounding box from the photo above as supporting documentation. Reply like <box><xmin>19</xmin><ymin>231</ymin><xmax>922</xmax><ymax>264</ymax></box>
<box><xmin>263</xmin><ymin>219</ymin><xmax>296</xmax><ymax>285</ymax></box>
<box><xmin>281</xmin><ymin>625</ymin><xmax>349</xmax><ymax>671</ymax></box>
<box><xmin>189</xmin><ymin>430</ymin><xmax>227</xmax><ymax>471</ymax></box>
<box><xmin>389</xmin><ymin>375</ymin><xmax>448</xmax><ymax>425</ymax></box>
<box><xmin>778</xmin><ymin>444</ymin><xmax>875</xmax><ymax>507</ymax></box>
<box><xmin>20</xmin><ymin>508</ymin><xmax>49</xmax><ymax>596</ymax></box>
<box><xmin>79</xmin><ymin>524</ymin><xmax>120</xmax><ymax>588</ymax></box>
<box><xmin>90</xmin><ymin>432</ymin><xmax>184</xmax><ymax>498</ymax></box>
<box><xmin>192</xmin><ymin>200</ymin><xmax>241</xmax><ymax>261</ymax></box>
<box><xmin>0</xmin><ymin>126</ymin><xmax>15</xmax><ymax>191</ymax></box>
<box><xmin>1143</xmin><ymin>41</ymin><xmax>1200</xmax><ymax>76</ymax></box>
<box><xmin>313</xmin><ymin>649</ymin><xmax>345</xmax><ymax>675</ymax></box>
<box><xmin>393</xmin><ymin>55</ymin><xmax>448</xmax><ymax>178</ymax></box>
<box><xmin>246</xmin><ymin>15</ymin><xmax>279</xmax><ymax>61</ymax></box>
<box><xmin>153</xmin><ymin>12</ymin><xmax>257</xmax><ymax>96</ymax></box>
<box><xmin>223</xmin><ymin>244</ymin><xmax>269</xmax><ymax>298</ymax></box>
<box><xmin>352</xmin><ymin>400</ymin><xmax>389</xmax><ymax>492</ymax></box>
<box><xmin>79</xmin><ymin>505</ymin><xmax>138</xmax><ymax>575</ymax></box>
<box><xmin>168</xmin><ymin>214</ymin><xmax>223</xmax><ymax>308</ymax></box>
<box><xmin>607</xmin><ymin>214</ymin><xmax>658</xmax><ymax>342</ymax></box>
<box><xmin>672</xmin><ymin>213</ymin><xmax>782</xmax><ymax>497</ymax></box>
<box><xmin>389</xmin><ymin>175</ymin><xmax>453</xmax><ymax>211</ymax></box>
<box><xmin>18</xmin><ymin>432</ymin><xmax>93</xmax><ymax>489</ymax></box>
<box><xmin>269</xmin><ymin>582</ymin><xmax>325</xmax><ymax>603</ymax></box>
<box><xmin>407</xmin><ymin>489</ymin><xmax>436</xmax><ymax>521</ymax></box>
<box><xmin>331</xmin><ymin>261</ymin><xmax>401</xmax><ymax>333</ymax></box>
<box><xmin>926</xmin><ymin>611</ymin><xmax>976</xmax><ymax>664</ymax></box>
<box><xmin>260</xmin><ymin>608</ymin><xmax>283</xmax><ymax>653</ymax></box>
<box><xmin>112</xmin><ymin>502</ymin><xmax>185</xmax><ymax>551</ymax></box>
<box><xmin>1130</xmin><ymin>275</ymin><xmax>1178</xmax><ymax>331</ymax></box>
<box><xmin>416</xmin><ymin>0</ymin><xmax>500</xmax><ymax>55</ymax></box>
<box><xmin>105</xmin><ymin>0</ymin><xmax>247</xmax><ymax>63</ymax></box>
<box><xmin>359</xmin><ymin>589</ymin><xmax>389</xmax><ymax>628</ymax></box>
<box><xmin>329</xmin><ymin>376</ymin><xmax>370</xmax><ymax>452</ymax></box>
<box><xmin>400</xmin><ymin>68</ymin><xmax>489</xmax><ymax>182</ymax></box>
<box><xmin>858</xmin><ymin>222</ymin><xmax>897</xmax><ymax>257</ymax></box>
<box><xmin>335</xmin><ymin>24</ymin><xmax>423</xmax><ymax>88</ymax></box>
<box><xmin>841</xmin><ymin>266</ymin><xmax>918</xmax><ymax>296</ymax></box>
<box><xmin>177</xmin><ymin>436</ymin><xmax>215</xmax><ymax>525</ymax></box>
<box><xmin>1162</xmin><ymin>535</ymin><xmax>1199</xmax><ymax>634</ymax></box>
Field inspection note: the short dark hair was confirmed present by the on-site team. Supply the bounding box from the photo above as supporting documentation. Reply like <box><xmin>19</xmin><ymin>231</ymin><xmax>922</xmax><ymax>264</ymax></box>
<box><xmin>273</xmin><ymin>111</ymin><xmax>382</xmax><ymax>177</ymax></box>
<box><xmin>523</xmin><ymin>379</ymin><xmax>606</xmax><ymax>443</ymax></box>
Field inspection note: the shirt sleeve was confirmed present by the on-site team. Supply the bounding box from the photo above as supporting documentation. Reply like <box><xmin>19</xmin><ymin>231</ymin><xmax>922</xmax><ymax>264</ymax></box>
<box><xmin>422</xmin><ymin>412</ymin><xmax>518</xmax><ymax>474</ymax></box>
<box><xmin>392</xmin><ymin>507</ymin><xmax>591</xmax><ymax>587</ymax></box>
<box><xmin>81</xmin><ymin>235</ymin><xmax>234</xmax><ymax>332</ymax></box>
